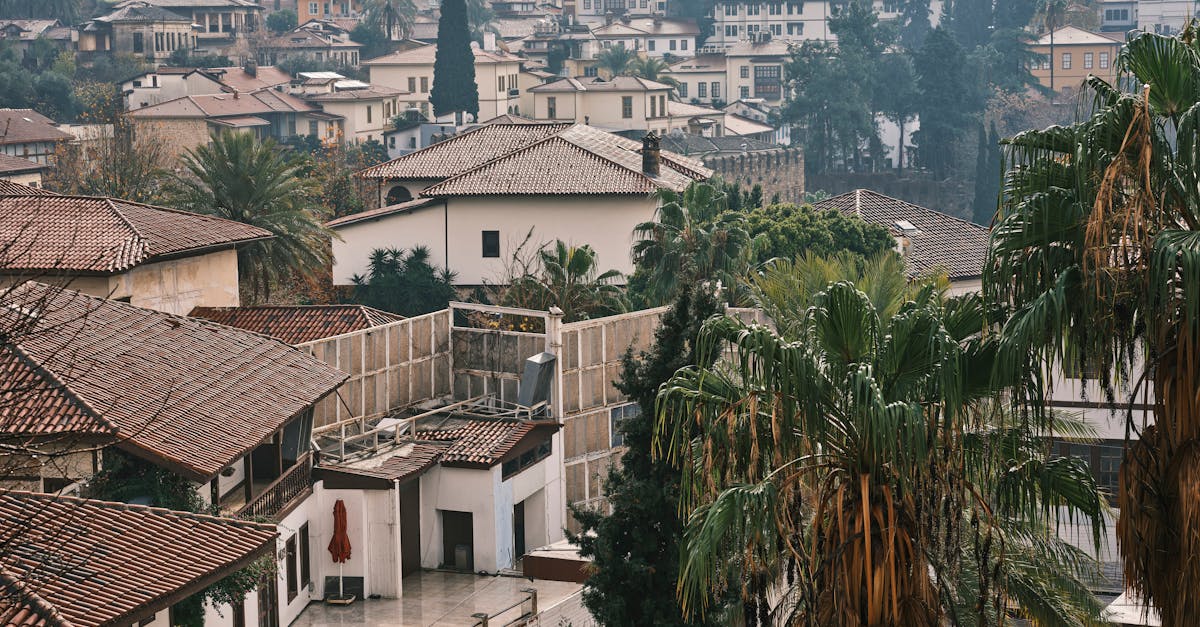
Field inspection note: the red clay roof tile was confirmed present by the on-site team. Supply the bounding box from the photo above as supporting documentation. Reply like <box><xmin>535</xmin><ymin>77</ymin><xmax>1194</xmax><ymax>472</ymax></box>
<box><xmin>0</xmin><ymin>283</ymin><xmax>347</xmax><ymax>481</ymax></box>
<box><xmin>0</xmin><ymin>491</ymin><xmax>276</xmax><ymax>627</ymax></box>
<box><xmin>0</xmin><ymin>195</ymin><xmax>270</xmax><ymax>273</ymax></box>
<box><xmin>189</xmin><ymin>305</ymin><xmax>405</xmax><ymax>344</ymax></box>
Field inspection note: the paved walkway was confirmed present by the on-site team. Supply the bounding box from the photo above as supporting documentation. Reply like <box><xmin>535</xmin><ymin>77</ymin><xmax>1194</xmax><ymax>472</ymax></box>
<box><xmin>291</xmin><ymin>571</ymin><xmax>582</xmax><ymax>626</ymax></box>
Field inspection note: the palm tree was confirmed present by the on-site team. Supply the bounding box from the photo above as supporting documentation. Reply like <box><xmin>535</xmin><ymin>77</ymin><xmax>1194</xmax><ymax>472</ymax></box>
<box><xmin>364</xmin><ymin>0</ymin><xmax>416</xmax><ymax>41</ymax></box>
<box><xmin>988</xmin><ymin>29</ymin><xmax>1200</xmax><ymax>625</ymax></box>
<box><xmin>656</xmin><ymin>261</ymin><xmax>1108</xmax><ymax>625</ymax></box>
<box><xmin>503</xmin><ymin>241</ymin><xmax>626</xmax><ymax>321</ymax></box>
<box><xmin>631</xmin><ymin>182</ymin><xmax>754</xmax><ymax>306</ymax></box>
<box><xmin>629</xmin><ymin>56</ymin><xmax>678</xmax><ymax>87</ymax></box>
<box><xmin>168</xmin><ymin>131</ymin><xmax>331</xmax><ymax>304</ymax></box>
<box><xmin>350</xmin><ymin>247</ymin><xmax>457</xmax><ymax>316</ymax></box>
<box><xmin>594</xmin><ymin>46</ymin><xmax>636</xmax><ymax>78</ymax></box>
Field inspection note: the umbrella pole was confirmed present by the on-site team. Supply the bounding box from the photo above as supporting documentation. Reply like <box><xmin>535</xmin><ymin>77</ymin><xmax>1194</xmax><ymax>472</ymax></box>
<box><xmin>339</xmin><ymin>563</ymin><xmax>344</xmax><ymax>598</ymax></box>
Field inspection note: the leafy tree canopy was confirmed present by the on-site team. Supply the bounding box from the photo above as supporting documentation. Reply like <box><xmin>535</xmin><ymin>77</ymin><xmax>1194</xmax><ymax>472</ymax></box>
<box><xmin>266</xmin><ymin>9</ymin><xmax>298</xmax><ymax>33</ymax></box>
<box><xmin>732</xmin><ymin>202</ymin><xmax>896</xmax><ymax>264</ymax></box>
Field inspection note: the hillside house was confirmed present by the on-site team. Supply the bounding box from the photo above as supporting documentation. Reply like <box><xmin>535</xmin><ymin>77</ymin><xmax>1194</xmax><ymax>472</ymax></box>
<box><xmin>0</xmin><ymin>193</ymin><xmax>270</xmax><ymax>314</ymax></box>
<box><xmin>590</xmin><ymin>15</ymin><xmax>700</xmax><ymax>57</ymax></box>
<box><xmin>365</xmin><ymin>43</ymin><xmax>525</xmax><ymax>120</ymax></box>
<box><xmin>128</xmin><ymin>88</ymin><xmax>339</xmax><ymax>157</ymax></box>
<box><xmin>259</xmin><ymin>20</ymin><xmax>362</xmax><ymax>66</ymax></box>
<box><xmin>334</xmin><ymin>123</ymin><xmax>712</xmax><ymax>286</ymax></box>
<box><xmin>122</xmin><ymin>64</ymin><xmax>293</xmax><ymax>110</ymax></box>
<box><xmin>78</xmin><ymin>4</ymin><xmax>196</xmax><ymax>63</ymax></box>
<box><xmin>0</xmin><ymin>109</ymin><xmax>73</xmax><ymax>165</ymax></box>
<box><xmin>294</xmin><ymin>73</ymin><xmax>410</xmax><ymax>144</ymax></box>
<box><xmin>0</xmin><ymin>153</ymin><xmax>48</xmax><ymax>187</ymax></box>
<box><xmin>529</xmin><ymin>76</ymin><xmax>675</xmax><ymax>133</ymax></box>
<box><xmin>109</xmin><ymin>0</ymin><xmax>264</xmax><ymax>59</ymax></box>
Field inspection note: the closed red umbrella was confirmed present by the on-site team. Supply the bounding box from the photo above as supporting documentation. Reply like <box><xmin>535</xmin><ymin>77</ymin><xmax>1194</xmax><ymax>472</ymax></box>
<box><xmin>327</xmin><ymin>499</ymin><xmax>354</xmax><ymax>603</ymax></box>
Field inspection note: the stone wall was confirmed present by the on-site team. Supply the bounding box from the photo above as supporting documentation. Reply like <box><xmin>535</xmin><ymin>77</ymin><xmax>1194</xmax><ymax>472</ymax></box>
<box><xmin>702</xmin><ymin>147</ymin><xmax>805</xmax><ymax>204</ymax></box>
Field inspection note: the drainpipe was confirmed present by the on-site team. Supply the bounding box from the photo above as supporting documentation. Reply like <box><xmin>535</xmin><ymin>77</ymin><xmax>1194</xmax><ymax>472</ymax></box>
<box><xmin>546</xmin><ymin>307</ymin><xmax>566</xmax><ymax>541</ymax></box>
<box><xmin>393</xmin><ymin>478</ymin><xmax>403</xmax><ymax>599</ymax></box>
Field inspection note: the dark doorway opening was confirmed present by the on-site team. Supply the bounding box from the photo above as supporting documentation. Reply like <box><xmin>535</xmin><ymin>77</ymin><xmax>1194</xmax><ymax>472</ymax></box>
<box><xmin>513</xmin><ymin>501</ymin><xmax>526</xmax><ymax>558</ymax></box>
<box><xmin>400</xmin><ymin>481</ymin><xmax>421</xmax><ymax>576</ymax></box>
<box><xmin>441</xmin><ymin>510</ymin><xmax>473</xmax><ymax>571</ymax></box>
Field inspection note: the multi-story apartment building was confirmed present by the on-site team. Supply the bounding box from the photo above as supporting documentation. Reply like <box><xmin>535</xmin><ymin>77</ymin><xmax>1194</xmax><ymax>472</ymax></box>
<box><xmin>529</xmin><ymin>76</ymin><xmax>676</xmax><ymax>132</ymax></box>
<box><xmin>1098</xmin><ymin>0</ymin><xmax>1200</xmax><ymax>35</ymax></box>
<box><xmin>297</xmin><ymin>0</ymin><xmax>365</xmax><ymax>24</ymax></box>
<box><xmin>664</xmin><ymin>36</ymin><xmax>787</xmax><ymax>108</ymax></box>
<box><xmin>705</xmin><ymin>0</ymin><xmax>942</xmax><ymax>45</ymax></box>
<box><xmin>590</xmin><ymin>15</ymin><xmax>700</xmax><ymax>57</ymax></box>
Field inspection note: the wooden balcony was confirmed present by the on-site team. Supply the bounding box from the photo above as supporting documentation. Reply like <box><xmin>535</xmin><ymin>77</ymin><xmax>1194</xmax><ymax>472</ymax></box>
<box><xmin>235</xmin><ymin>453</ymin><xmax>314</xmax><ymax>520</ymax></box>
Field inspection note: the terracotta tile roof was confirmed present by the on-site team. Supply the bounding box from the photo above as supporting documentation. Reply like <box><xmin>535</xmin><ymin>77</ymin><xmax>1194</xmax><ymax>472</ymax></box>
<box><xmin>0</xmin><ymin>283</ymin><xmax>348</xmax><ymax>481</ymax></box>
<box><xmin>325</xmin><ymin>197</ymin><xmax>440</xmax><ymax>228</ymax></box>
<box><xmin>0</xmin><ymin>181</ymin><xmax>53</xmax><ymax>196</ymax></box>
<box><xmin>356</xmin><ymin>123</ymin><xmax>710</xmax><ymax>198</ymax></box>
<box><xmin>421</xmin><ymin>135</ymin><xmax>675</xmax><ymax>196</ymax></box>
<box><xmin>128</xmin><ymin>89</ymin><xmax>318</xmax><ymax>120</ymax></box>
<box><xmin>363</xmin><ymin>43</ymin><xmax>522</xmax><ymax>66</ymax></box>
<box><xmin>0</xmin><ymin>195</ymin><xmax>270</xmax><ymax>273</ymax></box>
<box><xmin>414</xmin><ymin>416</ymin><xmax>558</xmax><ymax>466</ymax></box>
<box><xmin>529</xmin><ymin>76</ymin><xmax>674</xmax><ymax>93</ymax></box>
<box><xmin>812</xmin><ymin>189</ymin><xmax>989</xmax><ymax>280</ymax></box>
<box><xmin>205</xmin><ymin>66</ymin><xmax>293</xmax><ymax>91</ymax></box>
<box><xmin>0</xmin><ymin>490</ymin><xmax>276</xmax><ymax>627</ymax></box>
<box><xmin>591</xmin><ymin>17</ymin><xmax>700</xmax><ymax>36</ymax></box>
<box><xmin>320</xmin><ymin>441</ymin><xmax>447</xmax><ymax>483</ymax></box>
<box><xmin>188</xmin><ymin>305</ymin><xmax>405</xmax><ymax>344</ymax></box>
<box><xmin>0</xmin><ymin>154</ymin><xmax>47</xmax><ymax>175</ymax></box>
<box><xmin>304</xmin><ymin>85</ymin><xmax>407</xmax><ymax>102</ymax></box>
<box><xmin>95</xmin><ymin>4</ymin><xmax>190</xmax><ymax>22</ymax></box>
<box><xmin>358</xmin><ymin>123</ymin><xmax>572</xmax><ymax>180</ymax></box>
<box><xmin>0</xmin><ymin>110</ymin><xmax>72</xmax><ymax>146</ymax></box>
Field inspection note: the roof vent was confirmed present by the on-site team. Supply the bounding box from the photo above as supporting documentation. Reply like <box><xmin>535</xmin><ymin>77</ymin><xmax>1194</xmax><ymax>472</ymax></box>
<box><xmin>894</xmin><ymin>219</ymin><xmax>919</xmax><ymax>235</ymax></box>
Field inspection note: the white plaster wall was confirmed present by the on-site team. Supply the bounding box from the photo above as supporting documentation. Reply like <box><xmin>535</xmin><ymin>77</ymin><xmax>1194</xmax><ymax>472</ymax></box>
<box><xmin>108</xmin><ymin>247</ymin><xmax>241</xmax><ymax>315</ymax></box>
<box><xmin>418</xmin><ymin>465</ymin><xmax>501</xmax><ymax>571</ymax></box>
<box><xmin>332</xmin><ymin>199</ymin><xmax>447</xmax><ymax>284</ymax></box>
<box><xmin>332</xmin><ymin>195</ymin><xmax>654</xmax><ymax>286</ymax></box>
<box><xmin>0</xmin><ymin>171</ymin><xmax>42</xmax><ymax>186</ymax></box>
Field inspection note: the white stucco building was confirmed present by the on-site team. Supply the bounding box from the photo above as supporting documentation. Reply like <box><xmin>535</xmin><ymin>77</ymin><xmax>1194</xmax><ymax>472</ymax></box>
<box><xmin>331</xmin><ymin>122</ymin><xmax>712</xmax><ymax>286</ymax></box>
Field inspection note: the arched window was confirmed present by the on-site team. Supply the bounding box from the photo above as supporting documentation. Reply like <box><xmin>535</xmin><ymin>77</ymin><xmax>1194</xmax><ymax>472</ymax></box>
<box><xmin>385</xmin><ymin>185</ymin><xmax>413</xmax><ymax>205</ymax></box>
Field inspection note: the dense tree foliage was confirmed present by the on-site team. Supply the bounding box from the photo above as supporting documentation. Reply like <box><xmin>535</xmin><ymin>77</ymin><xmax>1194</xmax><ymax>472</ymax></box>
<box><xmin>570</xmin><ymin>285</ymin><xmax>720</xmax><ymax>626</ymax></box>
<box><xmin>266</xmin><ymin>9</ymin><xmax>298</xmax><ymax>33</ymax></box>
<box><xmin>364</xmin><ymin>0</ymin><xmax>417</xmax><ymax>40</ymax></box>
<box><xmin>912</xmin><ymin>27</ymin><xmax>978</xmax><ymax>178</ymax></box>
<box><xmin>736</xmin><ymin>203</ymin><xmax>895</xmax><ymax>263</ymax></box>
<box><xmin>431</xmin><ymin>0</ymin><xmax>479</xmax><ymax>118</ymax></box>
<box><xmin>971</xmin><ymin>122</ymin><xmax>1001</xmax><ymax>225</ymax></box>
<box><xmin>350</xmin><ymin>247</ymin><xmax>457</xmax><ymax>316</ymax></box>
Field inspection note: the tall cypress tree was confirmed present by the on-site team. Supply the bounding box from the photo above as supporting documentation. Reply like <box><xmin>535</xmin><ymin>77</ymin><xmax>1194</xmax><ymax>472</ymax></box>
<box><xmin>569</xmin><ymin>285</ymin><xmax>720</xmax><ymax>626</ymax></box>
<box><xmin>972</xmin><ymin>121</ymin><xmax>1002</xmax><ymax>225</ymax></box>
<box><xmin>431</xmin><ymin>0</ymin><xmax>479</xmax><ymax>119</ymax></box>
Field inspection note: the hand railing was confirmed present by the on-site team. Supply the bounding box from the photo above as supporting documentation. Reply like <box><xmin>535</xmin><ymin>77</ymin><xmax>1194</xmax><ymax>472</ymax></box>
<box><xmin>238</xmin><ymin>453</ymin><xmax>313</xmax><ymax>520</ymax></box>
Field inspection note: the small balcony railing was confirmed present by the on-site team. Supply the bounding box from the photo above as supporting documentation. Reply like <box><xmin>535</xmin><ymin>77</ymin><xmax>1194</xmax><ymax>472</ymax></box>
<box><xmin>237</xmin><ymin>453</ymin><xmax>313</xmax><ymax>520</ymax></box>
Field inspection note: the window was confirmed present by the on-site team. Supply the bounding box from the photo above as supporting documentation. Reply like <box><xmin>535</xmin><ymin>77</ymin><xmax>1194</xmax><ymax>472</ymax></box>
<box><xmin>678</xmin><ymin>82</ymin><xmax>687</xmax><ymax>98</ymax></box>
<box><xmin>1104</xmin><ymin>8</ymin><xmax>1129</xmax><ymax>21</ymax></box>
<box><xmin>724</xmin><ymin>4</ymin><xmax>736</xmax><ymax>15</ymax></box>
<box><xmin>308</xmin><ymin>120</ymin><xmax>317</xmax><ymax>135</ymax></box>
<box><xmin>285</xmin><ymin>535</ymin><xmax>298</xmax><ymax>601</ymax></box>
<box><xmin>740</xmin><ymin>85</ymin><xmax>750</xmax><ymax>98</ymax></box>
<box><xmin>498</xmin><ymin>75</ymin><xmax>505</xmax><ymax>91</ymax></box>
<box><xmin>609</xmin><ymin>403</ymin><xmax>642</xmax><ymax>447</ymax></box>
<box><xmin>155</xmin><ymin>32</ymin><xmax>163</xmax><ymax>52</ymax></box>
<box><xmin>788</xmin><ymin>1</ymin><xmax>802</xmax><ymax>13</ymax></box>
<box><xmin>132</xmin><ymin>32</ymin><xmax>144</xmax><ymax>53</ymax></box>
<box><xmin>1099</xmin><ymin>52</ymin><xmax>1109</xmax><ymax>68</ymax></box>
<box><xmin>725</xmin><ymin>25</ymin><xmax>737</xmax><ymax>37</ymax></box>
<box><xmin>669</xmin><ymin>39</ymin><xmax>677</xmax><ymax>50</ymax></box>
<box><xmin>649</xmin><ymin>40</ymin><xmax>656</xmax><ymax>51</ymax></box>
<box><xmin>1062</xmin><ymin>52</ymin><xmax>1071</xmax><ymax>69</ymax></box>
<box><xmin>788</xmin><ymin>22</ymin><xmax>804</xmax><ymax>35</ymax></box>
<box><xmin>366</xmin><ymin>105</ymin><xmax>372</xmax><ymax>123</ymax></box>
<box><xmin>622</xmin><ymin>95</ymin><xmax>633</xmax><ymax>118</ymax></box>
<box><xmin>1084</xmin><ymin>52</ymin><xmax>1093</xmax><ymax>69</ymax></box>
<box><xmin>584</xmin><ymin>65</ymin><xmax>598</xmax><ymax>77</ymax></box>
<box><xmin>650</xmin><ymin>95</ymin><xmax>657</xmax><ymax>117</ymax></box>
<box><xmin>769</xmin><ymin>2</ymin><xmax>781</xmax><ymax>13</ymax></box>
<box><xmin>420</xmin><ymin>76</ymin><xmax>429</xmax><ymax>92</ymax></box>
<box><xmin>309</xmin><ymin>1</ymin><xmax>318</xmax><ymax>13</ymax></box>
<box><xmin>501</xmin><ymin>439</ymin><xmax>552</xmax><ymax>479</ymax></box>
<box><xmin>408</xmin><ymin>76</ymin><xmax>416</xmax><ymax>92</ymax></box>
<box><xmin>740</xmin><ymin>65</ymin><xmax>750</xmax><ymax>78</ymax></box>
<box><xmin>682</xmin><ymin>39</ymin><xmax>688</xmax><ymax>50</ymax></box>
<box><xmin>698</xmin><ymin>81</ymin><xmax>707</xmax><ymax>98</ymax></box>
<box><xmin>641</xmin><ymin>0</ymin><xmax>648</xmax><ymax>6</ymax></box>
<box><xmin>547</xmin><ymin>96</ymin><xmax>557</xmax><ymax>118</ymax></box>
<box><xmin>754</xmin><ymin>64</ymin><xmax>782</xmax><ymax>98</ymax></box>
<box><xmin>299</xmin><ymin>524</ymin><xmax>311</xmax><ymax>587</ymax></box>
<box><xmin>482</xmin><ymin>230</ymin><xmax>500</xmax><ymax>257</ymax></box>
<box><xmin>770</xmin><ymin>23</ymin><xmax>781</xmax><ymax>35</ymax></box>
<box><xmin>584</xmin><ymin>0</ymin><xmax>590</xmax><ymax>8</ymax></box>
<box><xmin>747</xmin><ymin>3</ymin><xmax>760</xmax><ymax>14</ymax></box>
<box><xmin>659</xmin><ymin>94</ymin><xmax>666</xmax><ymax>116</ymax></box>
<box><xmin>711</xmin><ymin>82</ymin><xmax>720</xmax><ymax>98</ymax></box>
<box><xmin>324</xmin><ymin>2</ymin><xmax>331</xmax><ymax>13</ymax></box>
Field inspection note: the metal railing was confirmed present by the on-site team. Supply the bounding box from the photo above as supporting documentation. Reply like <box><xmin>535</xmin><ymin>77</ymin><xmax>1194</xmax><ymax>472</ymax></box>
<box><xmin>238</xmin><ymin>453</ymin><xmax>313</xmax><ymax>520</ymax></box>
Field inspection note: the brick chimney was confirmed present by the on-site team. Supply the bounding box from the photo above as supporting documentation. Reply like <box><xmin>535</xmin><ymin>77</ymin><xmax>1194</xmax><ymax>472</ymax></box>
<box><xmin>642</xmin><ymin>131</ymin><xmax>660</xmax><ymax>177</ymax></box>
<box><xmin>244</xmin><ymin>58</ymin><xmax>257</xmax><ymax>77</ymax></box>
